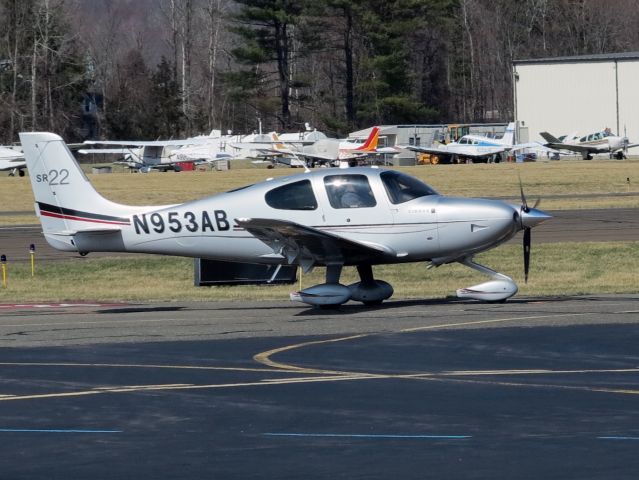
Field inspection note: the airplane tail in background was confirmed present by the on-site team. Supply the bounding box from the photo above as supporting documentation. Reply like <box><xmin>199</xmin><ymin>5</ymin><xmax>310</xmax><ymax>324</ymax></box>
<box><xmin>539</xmin><ymin>131</ymin><xmax>561</xmax><ymax>144</ymax></box>
<box><xmin>270</xmin><ymin>132</ymin><xmax>287</xmax><ymax>151</ymax></box>
<box><xmin>501</xmin><ymin>122</ymin><xmax>516</xmax><ymax>145</ymax></box>
<box><xmin>20</xmin><ymin>132</ymin><xmax>140</xmax><ymax>252</ymax></box>
<box><xmin>356</xmin><ymin>126</ymin><xmax>380</xmax><ymax>152</ymax></box>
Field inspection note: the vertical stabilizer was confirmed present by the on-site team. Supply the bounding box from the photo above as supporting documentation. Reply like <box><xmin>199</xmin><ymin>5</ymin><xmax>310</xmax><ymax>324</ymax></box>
<box><xmin>501</xmin><ymin>122</ymin><xmax>516</xmax><ymax>146</ymax></box>
<box><xmin>20</xmin><ymin>132</ymin><xmax>135</xmax><ymax>251</ymax></box>
<box><xmin>357</xmin><ymin>126</ymin><xmax>380</xmax><ymax>152</ymax></box>
<box><xmin>270</xmin><ymin>132</ymin><xmax>287</xmax><ymax>151</ymax></box>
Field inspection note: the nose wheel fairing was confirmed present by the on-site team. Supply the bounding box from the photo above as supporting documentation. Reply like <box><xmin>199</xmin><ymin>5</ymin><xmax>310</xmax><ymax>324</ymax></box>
<box><xmin>455</xmin><ymin>257</ymin><xmax>518</xmax><ymax>302</ymax></box>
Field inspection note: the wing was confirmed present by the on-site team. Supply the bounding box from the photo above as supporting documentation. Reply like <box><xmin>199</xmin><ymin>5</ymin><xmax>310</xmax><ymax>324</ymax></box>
<box><xmin>294</xmin><ymin>151</ymin><xmax>339</xmax><ymax>162</ymax></box>
<box><xmin>539</xmin><ymin>142</ymin><xmax>598</xmax><ymax>154</ymax></box>
<box><xmin>83</xmin><ymin>138</ymin><xmax>210</xmax><ymax>147</ymax></box>
<box><xmin>402</xmin><ymin>145</ymin><xmax>507</xmax><ymax>159</ymax></box>
<box><xmin>0</xmin><ymin>147</ymin><xmax>24</xmax><ymax>161</ymax></box>
<box><xmin>0</xmin><ymin>159</ymin><xmax>26</xmax><ymax>171</ymax></box>
<box><xmin>78</xmin><ymin>148</ymin><xmax>136</xmax><ymax>155</ymax></box>
<box><xmin>236</xmin><ymin>218</ymin><xmax>396</xmax><ymax>271</ymax></box>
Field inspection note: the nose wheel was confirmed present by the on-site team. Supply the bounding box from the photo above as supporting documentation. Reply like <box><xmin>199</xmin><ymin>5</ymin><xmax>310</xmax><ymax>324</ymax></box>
<box><xmin>456</xmin><ymin>257</ymin><xmax>518</xmax><ymax>302</ymax></box>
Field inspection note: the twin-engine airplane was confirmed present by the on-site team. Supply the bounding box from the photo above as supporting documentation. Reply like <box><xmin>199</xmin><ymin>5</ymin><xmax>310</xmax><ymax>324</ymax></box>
<box><xmin>540</xmin><ymin>128</ymin><xmax>637</xmax><ymax>160</ymax></box>
<box><xmin>20</xmin><ymin>132</ymin><xmax>551</xmax><ymax>308</ymax></box>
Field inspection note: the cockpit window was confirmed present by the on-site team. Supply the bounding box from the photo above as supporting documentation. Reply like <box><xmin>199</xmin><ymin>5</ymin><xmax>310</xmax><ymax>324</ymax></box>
<box><xmin>381</xmin><ymin>170</ymin><xmax>438</xmax><ymax>204</ymax></box>
<box><xmin>324</xmin><ymin>174</ymin><xmax>377</xmax><ymax>209</ymax></box>
<box><xmin>265</xmin><ymin>179</ymin><xmax>318</xmax><ymax>210</ymax></box>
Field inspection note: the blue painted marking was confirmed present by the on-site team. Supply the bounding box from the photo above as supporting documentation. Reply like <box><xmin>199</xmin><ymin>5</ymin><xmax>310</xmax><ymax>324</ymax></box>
<box><xmin>0</xmin><ymin>428</ymin><xmax>121</xmax><ymax>433</ymax></box>
<box><xmin>598</xmin><ymin>436</ymin><xmax>639</xmax><ymax>441</ymax></box>
<box><xmin>264</xmin><ymin>433</ymin><xmax>470</xmax><ymax>439</ymax></box>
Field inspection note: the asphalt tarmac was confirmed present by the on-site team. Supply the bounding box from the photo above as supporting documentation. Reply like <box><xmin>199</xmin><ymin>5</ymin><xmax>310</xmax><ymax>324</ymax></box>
<box><xmin>1</xmin><ymin>295</ymin><xmax>639</xmax><ymax>479</ymax></box>
<box><xmin>1</xmin><ymin>207</ymin><xmax>638</xmax><ymax>261</ymax></box>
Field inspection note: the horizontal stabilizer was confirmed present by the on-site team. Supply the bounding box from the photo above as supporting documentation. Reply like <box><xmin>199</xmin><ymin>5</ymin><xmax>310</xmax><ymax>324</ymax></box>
<box><xmin>48</xmin><ymin>226</ymin><xmax>122</xmax><ymax>236</ymax></box>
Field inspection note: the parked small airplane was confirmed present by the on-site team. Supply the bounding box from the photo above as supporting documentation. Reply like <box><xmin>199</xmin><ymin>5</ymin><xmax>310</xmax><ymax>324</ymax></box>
<box><xmin>403</xmin><ymin>123</ymin><xmax>517</xmax><ymax>164</ymax></box>
<box><xmin>0</xmin><ymin>146</ymin><xmax>26</xmax><ymax>176</ymax></box>
<box><xmin>80</xmin><ymin>131</ymin><xmax>230</xmax><ymax>172</ymax></box>
<box><xmin>20</xmin><ymin>132</ymin><xmax>550</xmax><ymax>308</ymax></box>
<box><xmin>265</xmin><ymin>126</ymin><xmax>391</xmax><ymax>167</ymax></box>
<box><xmin>540</xmin><ymin>128</ymin><xmax>637</xmax><ymax>160</ymax></box>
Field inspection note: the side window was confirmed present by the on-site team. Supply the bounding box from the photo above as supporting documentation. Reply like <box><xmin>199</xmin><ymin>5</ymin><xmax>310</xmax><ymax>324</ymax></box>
<box><xmin>324</xmin><ymin>174</ymin><xmax>377</xmax><ymax>209</ymax></box>
<box><xmin>265</xmin><ymin>180</ymin><xmax>318</xmax><ymax>210</ymax></box>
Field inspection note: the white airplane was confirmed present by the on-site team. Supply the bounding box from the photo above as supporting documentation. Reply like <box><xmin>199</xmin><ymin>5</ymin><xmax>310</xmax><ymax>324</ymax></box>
<box><xmin>540</xmin><ymin>128</ymin><xmax>638</xmax><ymax>160</ymax></box>
<box><xmin>228</xmin><ymin>131</ymin><xmax>309</xmax><ymax>167</ymax></box>
<box><xmin>80</xmin><ymin>131</ymin><xmax>230</xmax><ymax>172</ymax></box>
<box><xmin>0</xmin><ymin>146</ymin><xmax>26</xmax><ymax>176</ymax></box>
<box><xmin>167</xmin><ymin>141</ymin><xmax>235</xmax><ymax>165</ymax></box>
<box><xmin>20</xmin><ymin>131</ymin><xmax>551</xmax><ymax>308</ymax></box>
<box><xmin>403</xmin><ymin>122</ymin><xmax>518</xmax><ymax>164</ymax></box>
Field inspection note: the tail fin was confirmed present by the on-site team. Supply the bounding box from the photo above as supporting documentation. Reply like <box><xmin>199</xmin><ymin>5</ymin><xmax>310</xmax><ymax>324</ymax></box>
<box><xmin>356</xmin><ymin>126</ymin><xmax>380</xmax><ymax>152</ymax></box>
<box><xmin>270</xmin><ymin>132</ymin><xmax>286</xmax><ymax>151</ymax></box>
<box><xmin>539</xmin><ymin>131</ymin><xmax>561</xmax><ymax>144</ymax></box>
<box><xmin>501</xmin><ymin>122</ymin><xmax>516</xmax><ymax>145</ymax></box>
<box><xmin>20</xmin><ymin>132</ymin><xmax>134</xmax><ymax>251</ymax></box>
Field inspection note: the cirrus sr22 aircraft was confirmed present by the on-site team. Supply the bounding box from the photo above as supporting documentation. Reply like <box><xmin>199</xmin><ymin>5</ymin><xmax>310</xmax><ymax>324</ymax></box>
<box><xmin>20</xmin><ymin>132</ymin><xmax>551</xmax><ymax>308</ymax></box>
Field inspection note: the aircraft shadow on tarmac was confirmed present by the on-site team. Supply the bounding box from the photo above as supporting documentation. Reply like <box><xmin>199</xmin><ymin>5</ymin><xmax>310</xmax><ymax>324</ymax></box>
<box><xmin>97</xmin><ymin>306</ymin><xmax>186</xmax><ymax>315</ymax></box>
<box><xmin>89</xmin><ymin>294</ymin><xmax>639</xmax><ymax>318</ymax></box>
<box><xmin>290</xmin><ymin>294</ymin><xmax>639</xmax><ymax>316</ymax></box>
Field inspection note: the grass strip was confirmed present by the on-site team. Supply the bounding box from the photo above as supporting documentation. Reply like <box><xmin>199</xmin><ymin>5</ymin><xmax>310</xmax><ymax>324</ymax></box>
<box><xmin>0</xmin><ymin>241</ymin><xmax>636</xmax><ymax>303</ymax></box>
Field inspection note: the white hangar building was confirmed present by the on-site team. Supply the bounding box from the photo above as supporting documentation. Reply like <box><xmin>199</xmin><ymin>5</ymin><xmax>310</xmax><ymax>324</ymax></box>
<box><xmin>513</xmin><ymin>52</ymin><xmax>639</xmax><ymax>145</ymax></box>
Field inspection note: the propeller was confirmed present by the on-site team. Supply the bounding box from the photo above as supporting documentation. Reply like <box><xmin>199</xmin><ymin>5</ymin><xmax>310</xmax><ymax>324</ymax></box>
<box><xmin>518</xmin><ymin>176</ymin><xmax>540</xmax><ymax>283</ymax></box>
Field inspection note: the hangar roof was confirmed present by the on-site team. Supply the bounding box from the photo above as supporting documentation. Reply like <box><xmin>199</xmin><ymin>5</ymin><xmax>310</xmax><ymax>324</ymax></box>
<box><xmin>514</xmin><ymin>51</ymin><xmax>639</xmax><ymax>65</ymax></box>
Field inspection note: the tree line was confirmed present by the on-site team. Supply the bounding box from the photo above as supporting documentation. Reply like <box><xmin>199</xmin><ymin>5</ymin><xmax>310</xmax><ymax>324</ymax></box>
<box><xmin>1</xmin><ymin>0</ymin><xmax>639</xmax><ymax>144</ymax></box>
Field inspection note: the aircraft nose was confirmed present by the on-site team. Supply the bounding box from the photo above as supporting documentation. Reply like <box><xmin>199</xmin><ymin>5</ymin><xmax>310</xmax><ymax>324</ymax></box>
<box><xmin>520</xmin><ymin>207</ymin><xmax>552</xmax><ymax>228</ymax></box>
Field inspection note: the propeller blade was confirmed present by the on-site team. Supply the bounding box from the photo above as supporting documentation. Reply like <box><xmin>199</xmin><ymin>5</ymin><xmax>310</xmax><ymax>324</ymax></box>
<box><xmin>523</xmin><ymin>227</ymin><xmax>531</xmax><ymax>283</ymax></box>
<box><xmin>532</xmin><ymin>197</ymin><xmax>541</xmax><ymax>209</ymax></box>
<box><xmin>518</xmin><ymin>175</ymin><xmax>529</xmax><ymax>212</ymax></box>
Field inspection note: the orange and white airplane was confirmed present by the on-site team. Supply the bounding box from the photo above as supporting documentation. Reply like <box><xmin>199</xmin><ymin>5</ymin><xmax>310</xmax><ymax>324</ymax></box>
<box><xmin>264</xmin><ymin>127</ymin><xmax>391</xmax><ymax>167</ymax></box>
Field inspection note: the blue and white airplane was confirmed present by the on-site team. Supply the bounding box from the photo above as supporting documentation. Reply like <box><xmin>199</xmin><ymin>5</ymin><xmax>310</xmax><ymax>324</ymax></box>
<box><xmin>403</xmin><ymin>122</ymin><xmax>519</xmax><ymax>164</ymax></box>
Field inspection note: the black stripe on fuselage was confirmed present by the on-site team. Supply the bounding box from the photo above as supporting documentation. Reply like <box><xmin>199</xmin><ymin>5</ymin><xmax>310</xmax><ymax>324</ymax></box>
<box><xmin>37</xmin><ymin>202</ymin><xmax>130</xmax><ymax>224</ymax></box>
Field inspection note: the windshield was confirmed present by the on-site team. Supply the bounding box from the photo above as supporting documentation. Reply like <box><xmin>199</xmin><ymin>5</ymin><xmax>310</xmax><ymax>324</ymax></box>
<box><xmin>380</xmin><ymin>170</ymin><xmax>438</xmax><ymax>204</ymax></box>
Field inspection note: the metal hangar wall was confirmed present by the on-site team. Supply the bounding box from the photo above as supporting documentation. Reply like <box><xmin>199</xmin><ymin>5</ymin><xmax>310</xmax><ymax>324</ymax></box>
<box><xmin>513</xmin><ymin>52</ymin><xmax>639</xmax><ymax>144</ymax></box>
